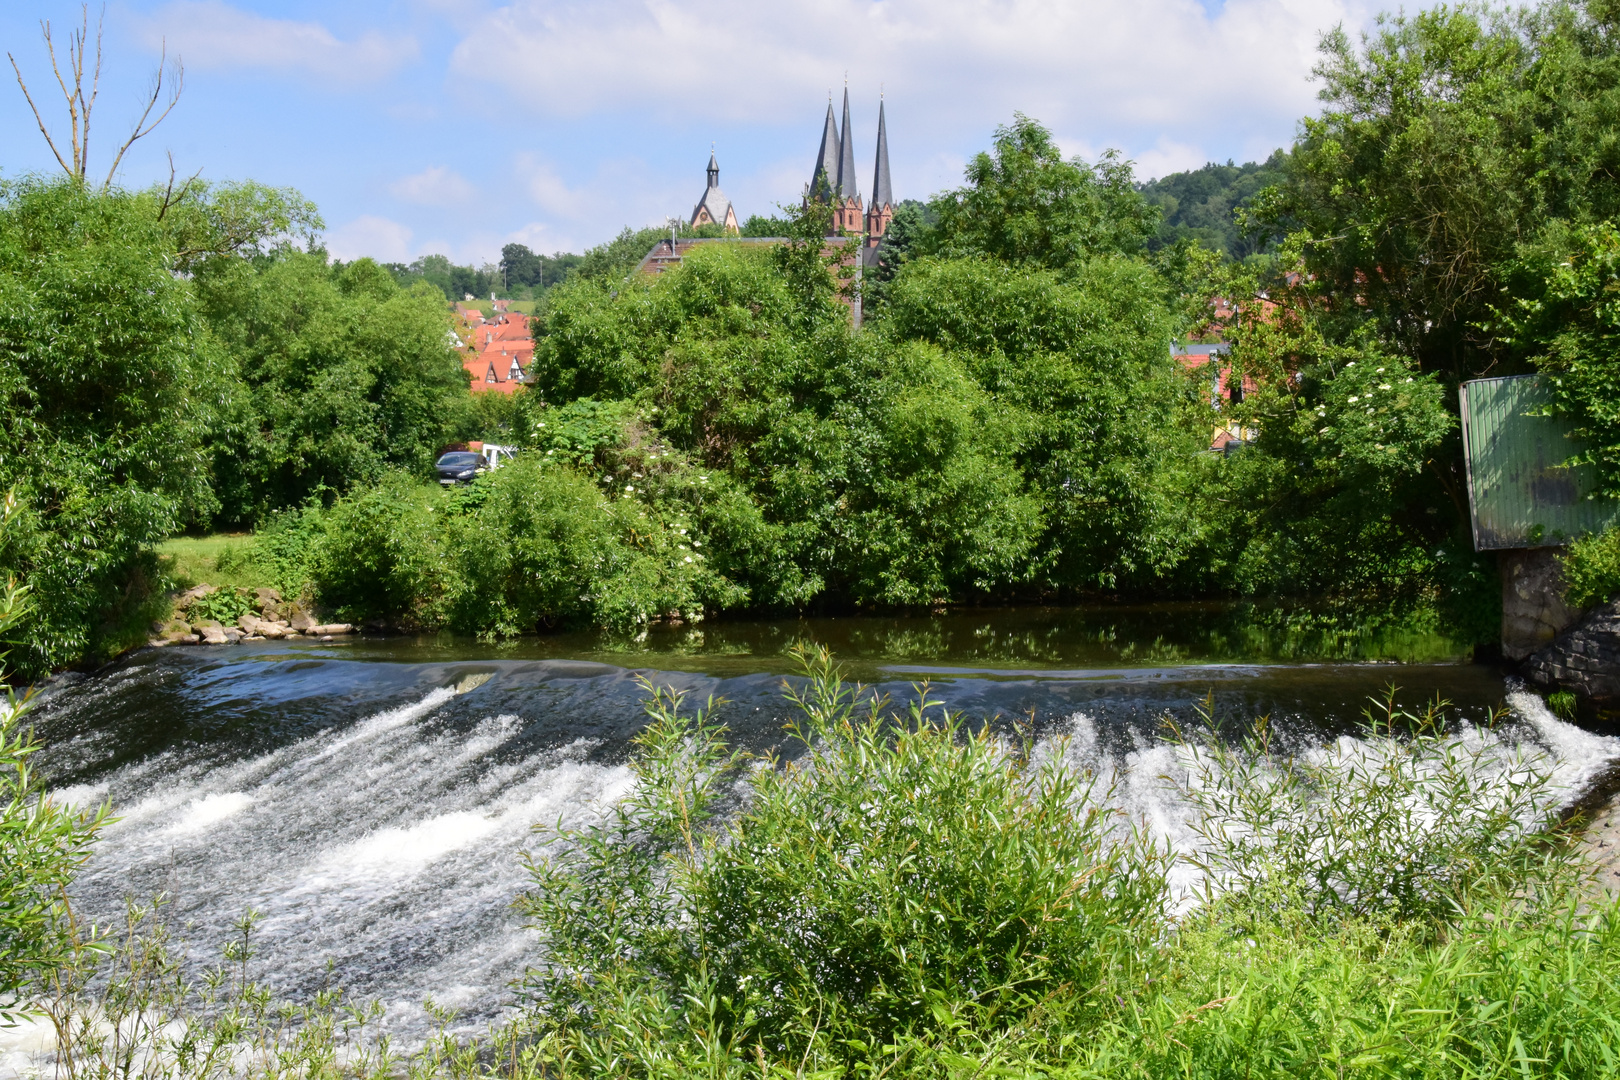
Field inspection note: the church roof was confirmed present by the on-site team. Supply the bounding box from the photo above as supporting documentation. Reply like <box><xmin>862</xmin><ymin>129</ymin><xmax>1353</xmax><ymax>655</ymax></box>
<box><xmin>836</xmin><ymin>88</ymin><xmax>859</xmax><ymax>201</ymax></box>
<box><xmin>692</xmin><ymin>150</ymin><xmax>736</xmax><ymax>229</ymax></box>
<box><xmin>872</xmin><ymin>99</ymin><xmax>892</xmax><ymax>209</ymax></box>
<box><xmin>810</xmin><ymin>102</ymin><xmax>840</xmax><ymax>200</ymax></box>
<box><xmin>694</xmin><ymin>184</ymin><xmax>733</xmax><ymax>226</ymax></box>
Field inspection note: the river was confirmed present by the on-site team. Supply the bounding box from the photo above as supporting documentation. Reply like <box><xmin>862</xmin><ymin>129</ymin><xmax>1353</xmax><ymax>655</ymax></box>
<box><xmin>20</xmin><ymin>606</ymin><xmax>1620</xmax><ymax>1047</ymax></box>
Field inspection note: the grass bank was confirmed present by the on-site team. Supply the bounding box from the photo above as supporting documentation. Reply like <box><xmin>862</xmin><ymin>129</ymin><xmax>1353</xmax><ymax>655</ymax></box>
<box><xmin>157</xmin><ymin>534</ymin><xmax>268</xmax><ymax>592</ymax></box>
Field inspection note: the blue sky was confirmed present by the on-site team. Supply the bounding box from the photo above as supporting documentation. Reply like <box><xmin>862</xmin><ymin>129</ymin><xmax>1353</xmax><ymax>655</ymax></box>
<box><xmin>1</xmin><ymin>0</ymin><xmax>1381</xmax><ymax>265</ymax></box>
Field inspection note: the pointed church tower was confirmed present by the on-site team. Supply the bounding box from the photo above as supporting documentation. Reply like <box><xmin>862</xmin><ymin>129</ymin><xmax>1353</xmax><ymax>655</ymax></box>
<box><xmin>808</xmin><ymin>100</ymin><xmax>841</xmax><ymax>203</ymax></box>
<box><xmin>866</xmin><ymin>97</ymin><xmax>893</xmax><ymax>246</ymax></box>
<box><xmin>835</xmin><ymin>87</ymin><xmax>863</xmax><ymax>234</ymax></box>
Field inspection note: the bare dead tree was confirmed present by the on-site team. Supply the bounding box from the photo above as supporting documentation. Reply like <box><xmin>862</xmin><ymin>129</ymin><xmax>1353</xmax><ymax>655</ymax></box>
<box><xmin>8</xmin><ymin>3</ymin><xmax>183</xmax><ymax>190</ymax></box>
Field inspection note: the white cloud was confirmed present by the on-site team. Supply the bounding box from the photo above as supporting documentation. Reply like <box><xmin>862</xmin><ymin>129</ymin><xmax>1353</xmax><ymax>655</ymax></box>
<box><xmin>507</xmin><ymin>221</ymin><xmax>584</xmax><ymax>257</ymax></box>
<box><xmin>1128</xmin><ymin>139</ymin><xmax>1214</xmax><ymax>182</ymax></box>
<box><xmin>524</xmin><ymin>160</ymin><xmax>590</xmax><ymax>218</ymax></box>
<box><xmin>325</xmin><ymin>215</ymin><xmax>415</xmax><ymax>262</ymax></box>
<box><xmin>390</xmin><ymin>166</ymin><xmax>476</xmax><ymax>206</ymax></box>
<box><xmin>515</xmin><ymin>152</ymin><xmax>686</xmax><ymax>233</ymax></box>
<box><xmin>136</xmin><ymin>2</ymin><xmax>418</xmax><ymax>83</ymax></box>
<box><xmin>448</xmin><ymin>0</ymin><xmax>1369</xmax><ymax>144</ymax></box>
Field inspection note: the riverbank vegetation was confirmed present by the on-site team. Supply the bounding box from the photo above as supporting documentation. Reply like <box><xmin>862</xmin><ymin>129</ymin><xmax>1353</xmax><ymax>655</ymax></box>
<box><xmin>8</xmin><ymin>0</ymin><xmax>1620</xmax><ymax>676</ymax></box>
<box><xmin>9</xmin><ymin>647</ymin><xmax>1620</xmax><ymax>1077</ymax></box>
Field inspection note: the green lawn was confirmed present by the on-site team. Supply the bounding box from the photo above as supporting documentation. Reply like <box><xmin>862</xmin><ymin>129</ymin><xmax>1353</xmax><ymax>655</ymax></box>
<box><xmin>156</xmin><ymin>534</ymin><xmax>268</xmax><ymax>590</ymax></box>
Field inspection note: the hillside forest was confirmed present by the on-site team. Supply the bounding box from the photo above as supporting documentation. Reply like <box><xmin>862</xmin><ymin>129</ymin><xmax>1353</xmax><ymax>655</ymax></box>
<box><xmin>6</xmin><ymin>0</ymin><xmax>1620</xmax><ymax>677</ymax></box>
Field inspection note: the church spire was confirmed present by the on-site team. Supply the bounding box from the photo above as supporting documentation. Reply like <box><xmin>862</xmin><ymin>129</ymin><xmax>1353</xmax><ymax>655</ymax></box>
<box><xmin>691</xmin><ymin>147</ymin><xmax>737</xmax><ymax>233</ymax></box>
<box><xmin>809</xmin><ymin>99</ymin><xmax>839</xmax><ymax>201</ymax></box>
<box><xmin>836</xmin><ymin>86</ymin><xmax>859</xmax><ymax>201</ymax></box>
<box><xmin>864</xmin><ymin>93</ymin><xmax>894</xmax><ymax>249</ymax></box>
<box><xmin>871</xmin><ymin>98</ymin><xmax>892</xmax><ymax>210</ymax></box>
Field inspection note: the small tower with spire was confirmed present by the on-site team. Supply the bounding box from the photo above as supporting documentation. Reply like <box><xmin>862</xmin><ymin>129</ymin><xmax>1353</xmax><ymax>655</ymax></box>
<box><xmin>690</xmin><ymin>148</ymin><xmax>739</xmax><ymax>233</ymax></box>
<box><xmin>866</xmin><ymin>96</ymin><xmax>893</xmax><ymax>247</ymax></box>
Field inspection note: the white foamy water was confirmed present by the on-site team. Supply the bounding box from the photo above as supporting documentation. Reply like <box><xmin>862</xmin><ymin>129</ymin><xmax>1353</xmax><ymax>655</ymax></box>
<box><xmin>1037</xmin><ymin>686</ymin><xmax>1620</xmax><ymax>907</ymax></box>
<box><xmin>40</xmin><ymin>686</ymin><xmax>634</xmax><ymax>1051</ymax></box>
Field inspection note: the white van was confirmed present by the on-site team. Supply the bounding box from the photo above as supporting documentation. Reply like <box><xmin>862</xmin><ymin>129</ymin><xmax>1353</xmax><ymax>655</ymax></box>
<box><xmin>479</xmin><ymin>444</ymin><xmax>519</xmax><ymax>469</ymax></box>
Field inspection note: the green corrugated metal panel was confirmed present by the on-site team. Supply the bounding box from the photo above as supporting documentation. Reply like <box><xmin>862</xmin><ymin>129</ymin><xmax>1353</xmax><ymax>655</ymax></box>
<box><xmin>1459</xmin><ymin>374</ymin><xmax>1620</xmax><ymax>550</ymax></box>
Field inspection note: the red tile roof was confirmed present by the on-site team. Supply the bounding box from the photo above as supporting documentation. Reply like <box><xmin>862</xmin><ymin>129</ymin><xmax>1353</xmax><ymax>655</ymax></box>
<box><xmin>461</xmin><ymin>310</ymin><xmax>533</xmax><ymax>395</ymax></box>
<box><xmin>463</xmin><ymin>352</ymin><xmax>523</xmax><ymax>394</ymax></box>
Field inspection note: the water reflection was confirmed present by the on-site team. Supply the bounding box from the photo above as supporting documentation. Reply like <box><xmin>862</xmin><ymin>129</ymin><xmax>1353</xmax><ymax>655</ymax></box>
<box><xmin>290</xmin><ymin>601</ymin><xmax>1469</xmax><ymax>679</ymax></box>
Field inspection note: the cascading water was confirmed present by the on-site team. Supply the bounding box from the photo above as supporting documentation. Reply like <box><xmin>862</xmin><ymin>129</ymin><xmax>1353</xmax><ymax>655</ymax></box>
<box><xmin>11</xmin><ymin>635</ymin><xmax>1620</xmax><ymax>1062</ymax></box>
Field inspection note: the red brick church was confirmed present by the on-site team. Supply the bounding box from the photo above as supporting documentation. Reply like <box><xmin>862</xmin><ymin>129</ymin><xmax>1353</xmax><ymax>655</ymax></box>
<box><xmin>805</xmin><ymin>89</ymin><xmax>894</xmax><ymax>259</ymax></box>
<box><xmin>685</xmin><ymin>90</ymin><xmax>894</xmax><ymax>261</ymax></box>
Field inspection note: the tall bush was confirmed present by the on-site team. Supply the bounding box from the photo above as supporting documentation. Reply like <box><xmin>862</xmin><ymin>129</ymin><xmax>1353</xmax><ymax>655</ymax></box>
<box><xmin>312</xmin><ymin>476</ymin><xmax>445</xmax><ymax>624</ymax></box>
<box><xmin>521</xmin><ymin>647</ymin><xmax>1172</xmax><ymax>1072</ymax></box>
<box><xmin>0</xmin><ymin>179</ymin><xmax>222</xmax><ymax>673</ymax></box>
<box><xmin>439</xmin><ymin>461</ymin><xmax>719</xmax><ymax>635</ymax></box>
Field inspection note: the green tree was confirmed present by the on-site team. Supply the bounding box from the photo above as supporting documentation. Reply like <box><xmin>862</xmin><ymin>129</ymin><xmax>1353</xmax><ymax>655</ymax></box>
<box><xmin>739</xmin><ymin>213</ymin><xmax>794</xmax><ymax>236</ymax></box>
<box><xmin>861</xmin><ymin>199</ymin><xmax>937</xmax><ymax>314</ymax></box>
<box><xmin>883</xmin><ymin>254</ymin><xmax>1202</xmax><ymax>590</ymax></box>
<box><xmin>501</xmin><ymin>243</ymin><xmax>544</xmax><ymax>289</ymax></box>
<box><xmin>194</xmin><ymin>252</ymin><xmax>471</xmax><ymax>521</ymax></box>
<box><xmin>381</xmin><ymin>253</ymin><xmax>501</xmax><ymax>301</ymax></box>
<box><xmin>499</xmin><ymin>243</ymin><xmax>582</xmax><ymax>295</ymax></box>
<box><xmin>1269</xmin><ymin>0</ymin><xmax>1620</xmax><ymax>381</ymax></box>
<box><xmin>0</xmin><ymin>178</ymin><xmax>226</xmax><ymax>672</ymax></box>
<box><xmin>921</xmin><ymin>114</ymin><xmax>1160</xmax><ymax>271</ymax></box>
<box><xmin>155</xmin><ymin>179</ymin><xmax>323</xmax><ymax>272</ymax></box>
<box><xmin>1497</xmin><ymin>220</ymin><xmax>1620</xmax><ymax>496</ymax></box>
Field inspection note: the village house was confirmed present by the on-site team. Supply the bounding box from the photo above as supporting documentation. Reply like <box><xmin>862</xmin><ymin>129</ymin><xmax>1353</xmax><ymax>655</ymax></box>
<box><xmin>453</xmin><ymin>303</ymin><xmax>534</xmax><ymax>395</ymax></box>
<box><xmin>1174</xmin><ymin>342</ymin><xmax>1258</xmax><ymax>452</ymax></box>
<box><xmin>1170</xmin><ymin>290</ymin><xmax>1292</xmax><ymax>452</ymax></box>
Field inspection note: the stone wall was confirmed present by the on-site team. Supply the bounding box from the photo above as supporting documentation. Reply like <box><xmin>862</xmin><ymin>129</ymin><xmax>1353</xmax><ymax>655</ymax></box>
<box><xmin>1523</xmin><ymin>600</ymin><xmax>1620</xmax><ymax>703</ymax></box>
<box><xmin>1501</xmin><ymin>547</ymin><xmax>1585</xmax><ymax>661</ymax></box>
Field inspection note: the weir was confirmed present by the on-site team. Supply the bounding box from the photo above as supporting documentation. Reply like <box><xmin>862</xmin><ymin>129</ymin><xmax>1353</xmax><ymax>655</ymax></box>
<box><xmin>16</xmin><ymin>636</ymin><xmax>1620</xmax><ymax>1051</ymax></box>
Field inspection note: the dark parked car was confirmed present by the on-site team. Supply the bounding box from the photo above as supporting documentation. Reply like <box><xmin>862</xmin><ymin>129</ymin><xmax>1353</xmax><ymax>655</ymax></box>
<box><xmin>436</xmin><ymin>451</ymin><xmax>484</xmax><ymax>485</ymax></box>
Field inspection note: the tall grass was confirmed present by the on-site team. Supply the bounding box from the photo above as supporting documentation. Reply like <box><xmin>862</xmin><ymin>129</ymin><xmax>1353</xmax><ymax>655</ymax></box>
<box><xmin>15</xmin><ymin>647</ymin><xmax>1620</xmax><ymax>1077</ymax></box>
<box><xmin>1167</xmin><ymin>690</ymin><xmax>1574</xmax><ymax>921</ymax></box>
<box><xmin>33</xmin><ymin>898</ymin><xmax>534</xmax><ymax>1080</ymax></box>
